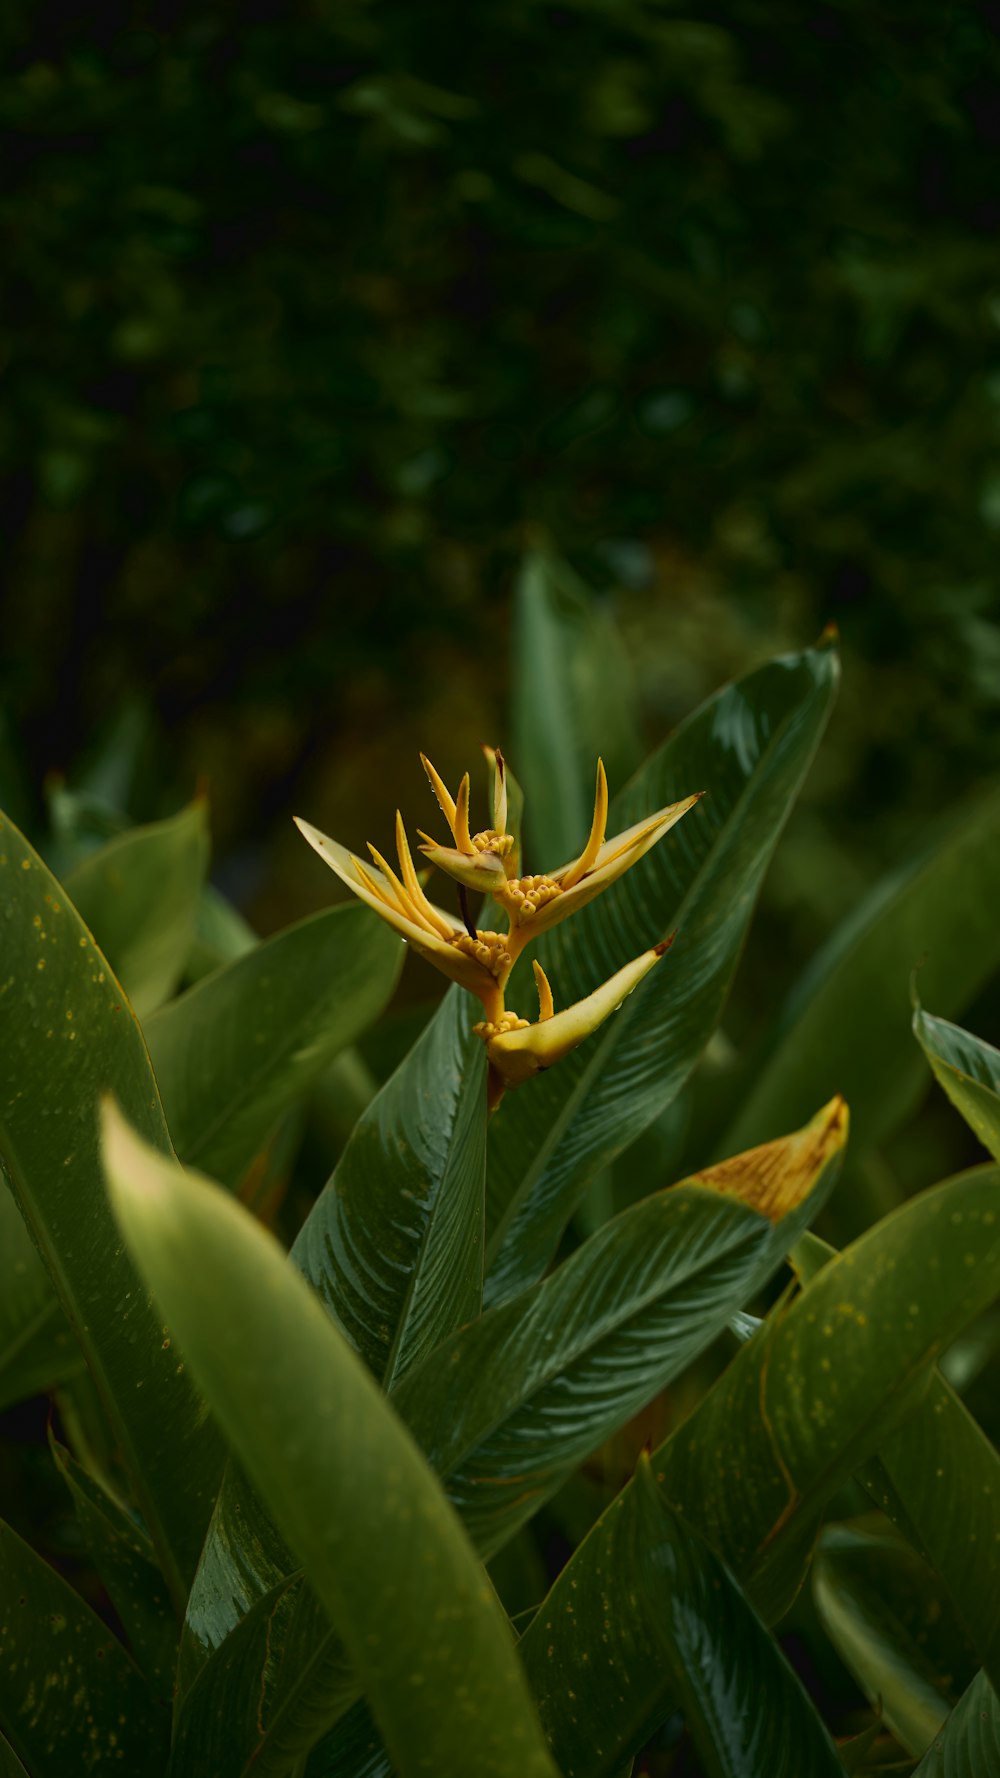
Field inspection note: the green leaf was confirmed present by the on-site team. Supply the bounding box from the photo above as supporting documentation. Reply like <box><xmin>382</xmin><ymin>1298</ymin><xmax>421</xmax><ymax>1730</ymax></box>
<box><xmin>485</xmin><ymin>638</ymin><xmax>839</xmax><ymax>1304</ymax></box>
<box><xmin>0</xmin><ymin>1181</ymin><xmax>83</xmax><ymax>1411</ymax></box>
<box><xmin>913</xmin><ymin>1003</ymin><xmax>1000</xmax><ymax>1162</ymax></box>
<box><xmin>145</xmin><ymin>904</ymin><xmax>403</xmax><ymax>1188</ymax></box>
<box><xmin>184</xmin><ymin>884</ymin><xmax>258</xmax><ymax>983</ymax></box>
<box><xmin>861</xmin><ymin>1372</ymin><xmax>1000</xmax><ymax>1692</ymax></box>
<box><xmin>517</xmin><ymin>1162</ymin><xmax>1000</xmax><ymax>1778</ymax></box>
<box><xmin>101</xmin><ymin>1105</ymin><xmax>560</xmax><ymax>1778</ymax></box>
<box><xmin>912</xmin><ymin>1670</ymin><xmax>1000</xmax><ymax>1776</ymax></box>
<box><xmin>173</xmin><ymin>990</ymin><xmax>488</xmax><ymax>1768</ymax></box>
<box><xmin>394</xmin><ymin>1099</ymin><xmax>846</xmax><ymax>1558</ymax></box>
<box><xmin>0</xmin><ymin>813</ymin><xmax>224</xmax><ymax>1605</ymax></box>
<box><xmin>0</xmin><ymin>1515</ymin><xmax>169</xmax><ymax>1776</ymax></box>
<box><xmin>49</xmin><ymin>1435</ymin><xmax>178</xmax><ymax>1693</ymax></box>
<box><xmin>812</xmin><ymin>1524</ymin><xmax>958</xmax><ymax>1758</ymax></box>
<box><xmin>628</xmin><ymin>1456</ymin><xmax>843</xmax><ymax>1778</ymax></box>
<box><xmin>291</xmin><ymin>985</ymin><xmax>487</xmax><ymax>1387</ymax></box>
<box><xmin>512</xmin><ymin>550</ymin><xmax>642</xmax><ymax>866</ymax></box>
<box><xmin>63</xmin><ymin>800</ymin><xmax>210</xmax><ymax>1018</ymax></box>
<box><xmin>724</xmin><ymin>781</ymin><xmax>1000</xmax><ymax>1158</ymax></box>
<box><xmin>796</xmin><ymin>1232</ymin><xmax>1000</xmax><ymax>1694</ymax></box>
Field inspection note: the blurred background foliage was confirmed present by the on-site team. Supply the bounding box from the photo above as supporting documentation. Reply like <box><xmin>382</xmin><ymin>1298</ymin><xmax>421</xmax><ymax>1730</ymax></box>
<box><xmin>1</xmin><ymin>0</ymin><xmax>999</xmax><ymax>1003</ymax></box>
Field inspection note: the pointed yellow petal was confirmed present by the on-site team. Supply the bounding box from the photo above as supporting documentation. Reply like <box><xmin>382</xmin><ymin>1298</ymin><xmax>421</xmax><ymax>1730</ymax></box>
<box><xmin>492</xmin><ymin>747</ymin><xmax>508</xmax><ymax>837</ymax></box>
<box><xmin>394</xmin><ymin>812</ymin><xmax>456</xmax><ymax>939</ymax></box>
<box><xmin>486</xmin><ymin>945</ymin><xmax>667</xmax><ymax>1085</ymax></box>
<box><xmin>417</xmin><ymin>834</ymin><xmax>506</xmax><ymax>894</ymax></box>
<box><xmin>420</xmin><ymin>753</ymin><xmax>457</xmax><ymax>835</ymax></box>
<box><xmin>530</xmin><ymin>792</ymin><xmax>703</xmax><ymax>937</ymax></box>
<box><xmin>453</xmin><ymin>771</ymin><xmax>473</xmax><ymax>855</ymax></box>
<box><xmin>366</xmin><ymin>842</ymin><xmax>419</xmax><ymax>920</ymax></box>
<box><xmin>532</xmin><ymin>958</ymin><xmax>554</xmax><ymax>1022</ymax></box>
<box><xmin>560</xmin><ymin>759</ymin><xmax>609</xmax><ymax>891</ymax></box>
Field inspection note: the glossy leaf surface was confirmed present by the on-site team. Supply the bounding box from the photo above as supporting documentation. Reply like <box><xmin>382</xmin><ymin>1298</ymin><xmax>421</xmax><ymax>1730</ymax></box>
<box><xmin>0</xmin><ymin>1515</ymin><xmax>168</xmax><ymax>1777</ymax></box>
<box><xmin>628</xmin><ymin>1456</ymin><xmax>843</xmax><ymax>1778</ymax></box>
<box><xmin>0</xmin><ymin>813</ymin><xmax>223</xmax><ymax>1604</ymax></box>
<box><xmin>292</xmin><ymin>985</ymin><xmax>487</xmax><ymax>1388</ymax></box>
<box><xmin>912</xmin><ymin>1670</ymin><xmax>1000</xmax><ymax>1776</ymax></box>
<box><xmin>725</xmin><ymin>781</ymin><xmax>1000</xmax><ymax>1157</ymax></box>
<box><xmin>913</xmin><ymin>1003</ymin><xmax>1000</xmax><ymax>1162</ymax></box>
<box><xmin>512</xmin><ymin>550</ymin><xmax>642</xmax><ymax>866</ymax></box>
<box><xmin>145</xmin><ymin>904</ymin><xmax>403</xmax><ymax>1188</ymax></box>
<box><xmin>64</xmin><ymin>800</ymin><xmax>210</xmax><ymax>1018</ymax></box>
<box><xmin>395</xmin><ymin>1100</ymin><xmax>846</xmax><ymax>1557</ymax></box>
<box><xmin>102</xmin><ymin>1106</ymin><xmax>560</xmax><ymax>1778</ymax></box>
<box><xmin>485</xmin><ymin>640</ymin><xmax>839</xmax><ymax>1304</ymax></box>
<box><xmin>517</xmin><ymin>1163</ymin><xmax>1000</xmax><ymax>1778</ymax></box>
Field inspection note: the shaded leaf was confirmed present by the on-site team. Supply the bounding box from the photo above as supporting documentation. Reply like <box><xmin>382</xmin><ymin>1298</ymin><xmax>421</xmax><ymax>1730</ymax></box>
<box><xmin>629</xmin><ymin>1455</ymin><xmax>843</xmax><ymax>1778</ymax></box>
<box><xmin>485</xmin><ymin>639</ymin><xmax>839</xmax><ymax>1305</ymax></box>
<box><xmin>49</xmin><ymin>1435</ymin><xmax>177</xmax><ymax>1693</ymax></box>
<box><xmin>913</xmin><ymin>1002</ymin><xmax>1000</xmax><ymax>1162</ymax></box>
<box><xmin>64</xmin><ymin>801</ymin><xmax>210</xmax><ymax>1018</ymax></box>
<box><xmin>0</xmin><ymin>1516</ymin><xmax>169</xmax><ymax>1776</ymax></box>
<box><xmin>724</xmin><ymin>782</ymin><xmax>1000</xmax><ymax>1158</ymax></box>
<box><xmin>145</xmin><ymin>904</ymin><xmax>403</xmax><ymax>1188</ymax></box>
<box><xmin>912</xmin><ymin>1669</ymin><xmax>1000</xmax><ymax>1776</ymax></box>
<box><xmin>0</xmin><ymin>1182</ymin><xmax>82</xmax><ymax>1411</ymax></box>
<box><xmin>0</xmin><ymin>813</ymin><xmax>223</xmax><ymax>1605</ymax></box>
<box><xmin>517</xmin><ymin>1163</ymin><xmax>1000</xmax><ymax>1778</ymax></box>
<box><xmin>512</xmin><ymin>550</ymin><xmax>642</xmax><ymax>866</ymax></box>
<box><xmin>102</xmin><ymin>1105</ymin><xmax>559</xmax><ymax>1778</ymax></box>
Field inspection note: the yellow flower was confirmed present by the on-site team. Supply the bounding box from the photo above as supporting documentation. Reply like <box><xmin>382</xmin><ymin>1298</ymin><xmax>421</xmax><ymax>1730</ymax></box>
<box><xmin>418</xmin><ymin>755</ymin><xmax>701</xmax><ymax>938</ymax></box>
<box><xmin>295</xmin><ymin>748</ymin><xmax>701</xmax><ymax>1106</ymax></box>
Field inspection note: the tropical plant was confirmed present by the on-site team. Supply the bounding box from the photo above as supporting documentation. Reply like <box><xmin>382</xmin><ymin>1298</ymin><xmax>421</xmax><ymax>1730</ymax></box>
<box><xmin>2</xmin><ymin>558</ymin><xmax>999</xmax><ymax>1777</ymax></box>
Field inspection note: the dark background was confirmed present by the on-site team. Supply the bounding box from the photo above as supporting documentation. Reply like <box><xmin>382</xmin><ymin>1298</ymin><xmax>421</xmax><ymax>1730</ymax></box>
<box><xmin>2</xmin><ymin>0</ymin><xmax>999</xmax><ymax>958</ymax></box>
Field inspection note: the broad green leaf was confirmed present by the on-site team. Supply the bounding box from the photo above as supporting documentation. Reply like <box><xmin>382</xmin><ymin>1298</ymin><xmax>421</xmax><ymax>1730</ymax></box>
<box><xmin>185</xmin><ymin>883</ymin><xmax>257</xmax><ymax>983</ymax></box>
<box><xmin>292</xmin><ymin>985</ymin><xmax>487</xmax><ymax>1388</ymax></box>
<box><xmin>796</xmin><ymin>1232</ymin><xmax>1000</xmax><ymax>1693</ymax></box>
<box><xmin>912</xmin><ymin>1670</ymin><xmax>1000</xmax><ymax>1776</ymax></box>
<box><xmin>64</xmin><ymin>800</ymin><xmax>210</xmax><ymax>1017</ymax></box>
<box><xmin>485</xmin><ymin>639</ymin><xmax>839</xmax><ymax>1304</ymax></box>
<box><xmin>724</xmin><ymin>781</ymin><xmax>1000</xmax><ymax>1158</ymax></box>
<box><xmin>629</xmin><ymin>1456</ymin><xmax>843</xmax><ymax>1778</ymax></box>
<box><xmin>49</xmin><ymin>1435</ymin><xmax>178</xmax><ymax>1693</ymax></box>
<box><xmin>0</xmin><ymin>1515</ymin><xmax>169</xmax><ymax>1775</ymax></box>
<box><xmin>0</xmin><ymin>1728</ymin><xmax>30</xmax><ymax>1778</ymax></box>
<box><xmin>517</xmin><ymin>1163</ymin><xmax>1000</xmax><ymax>1778</ymax></box>
<box><xmin>102</xmin><ymin>1106</ymin><xmax>560</xmax><ymax>1778</ymax></box>
<box><xmin>169</xmin><ymin>1573</ymin><xmax>361</xmax><ymax>1778</ymax></box>
<box><xmin>512</xmin><ymin>550</ymin><xmax>642</xmax><ymax>866</ymax></box>
<box><xmin>0</xmin><ymin>1182</ymin><xmax>82</xmax><ymax>1411</ymax></box>
<box><xmin>812</xmin><ymin>1524</ymin><xmax>959</xmax><ymax>1757</ymax></box>
<box><xmin>145</xmin><ymin>904</ymin><xmax>403</xmax><ymax>1188</ymax></box>
<box><xmin>913</xmin><ymin>1003</ymin><xmax>1000</xmax><ymax>1162</ymax></box>
<box><xmin>395</xmin><ymin>1099</ymin><xmax>846</xmax><ymax>1558</ymax></box>
<box><xmin>177</xmin><ymin>984</ymin><xmax>486</xmax><ymax>1735</ymax></box>
<box><xmin>0</xmin><ymin>813</ymin><xmax>223</xmax><ymax>1605</ymax></box>
<box><xmin>861</xmin><ymin>1373</ymin><xmax>1000</xmax><ymax>1692</ymax></box>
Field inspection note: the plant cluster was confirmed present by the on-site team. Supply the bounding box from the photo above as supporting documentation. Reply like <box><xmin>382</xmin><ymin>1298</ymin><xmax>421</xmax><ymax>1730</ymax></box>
<box><xmin>2</xmin><ymin>574</ymin><xmax>1000</xmax><ymax>1776</ymax></box>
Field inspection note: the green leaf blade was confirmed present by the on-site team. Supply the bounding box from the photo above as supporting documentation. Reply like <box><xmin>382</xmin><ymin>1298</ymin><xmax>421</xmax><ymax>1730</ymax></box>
<box><xmin>913</xmin><ymin>1004</ymin><xmax>1000</xmax><ymax>1162</ymax></box>
<box><xmin>486</xmin><ymin>640</ymin><xmax>839</xmax><ymax>1304</ymax></box>
<box><xmin>64</xmin><ymin>800</ymin><xmax>210</xmax><ymax>1018</ymax></box>
<box><xmin>102</xmin><ymin>1106</ymin><xmax>559</xmax><ymax>1778</ymax></box>
<box><xmin>145</xmin><ymin>903</ymin><xmax>403</xmax><ymax>1188</ymax></box>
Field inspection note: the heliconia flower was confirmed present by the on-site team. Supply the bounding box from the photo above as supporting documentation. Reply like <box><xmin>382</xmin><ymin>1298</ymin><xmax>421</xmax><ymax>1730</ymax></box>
<box><xmin>420</xmin><ymin>756</ymin><xmax>702</xmax><ymax>940</ymax></box>
<box><xmin>475</xmin><ymin>944</ymin><xmax>671</xmax><ymax>1095</ymax></box>
<box><xmin>416</xmin><ymin>751</ymin><xmax>517</xmax><ymax>895</ymax></box>
<box><xmin>293</xmin><ymin>814</ymin><xmax>512</xmax><ymax>1010</ymax></box>
<box><xmin>295</xmin><ymin>748</ymin><xmax>702</xmax><ymax>1106</ymax></box>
